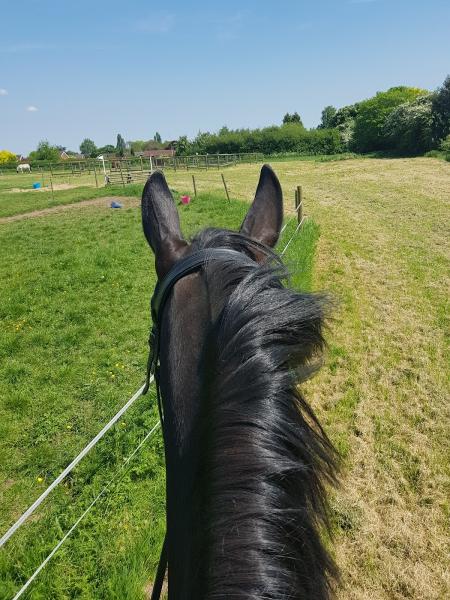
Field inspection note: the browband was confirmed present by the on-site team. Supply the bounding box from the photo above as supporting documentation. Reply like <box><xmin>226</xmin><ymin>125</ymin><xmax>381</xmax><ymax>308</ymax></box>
<box><xmin>143</xmin><ymin>248</ymin><xmax>253</xmax><ymax>394</ymax></box>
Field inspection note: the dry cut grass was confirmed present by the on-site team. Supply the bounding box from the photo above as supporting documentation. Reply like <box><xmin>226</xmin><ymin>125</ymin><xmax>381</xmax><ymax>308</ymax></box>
<box><xmin>164</xmin><ymin>157</ymin><xmax>449</xmax><ymax>599</ymax></box>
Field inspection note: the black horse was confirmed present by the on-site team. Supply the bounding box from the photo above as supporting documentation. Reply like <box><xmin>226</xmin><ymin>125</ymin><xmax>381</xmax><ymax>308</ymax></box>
<box><xmin>141</xmin><ymin>165</ymin><xmax>338</xmax><ymax>599</ymax></box>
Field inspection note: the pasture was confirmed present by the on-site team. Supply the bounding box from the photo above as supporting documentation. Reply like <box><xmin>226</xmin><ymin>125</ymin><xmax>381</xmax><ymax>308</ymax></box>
<box><xmin>0</xmin><ymin>157</ymin><xmax>448</xmax><ymax>599</ymax></box>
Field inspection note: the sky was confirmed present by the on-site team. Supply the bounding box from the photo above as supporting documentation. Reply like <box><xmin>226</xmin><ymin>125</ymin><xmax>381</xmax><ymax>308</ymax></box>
<box><xmin>0</xmin><ymin>0</ymin><xmax>449</xmax><ymax>155</ymax></box>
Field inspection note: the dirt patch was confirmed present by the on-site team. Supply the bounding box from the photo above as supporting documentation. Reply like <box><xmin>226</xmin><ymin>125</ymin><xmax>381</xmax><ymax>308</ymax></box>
<box><xmin>8</xmin><ymin>183</ymin><xmax>86</xmax><ymax>194</ymax></box>
<box><xmin>0</xmin><ymin>196</ymin><xmax>139</xmax><ymax>224</ymax></box>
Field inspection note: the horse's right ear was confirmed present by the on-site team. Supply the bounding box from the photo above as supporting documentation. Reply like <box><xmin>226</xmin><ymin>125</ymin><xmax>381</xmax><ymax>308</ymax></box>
<box><xmin>142</xmin><ymin>171</ymin><xmax>188</xmax><ymax>279</ymax></box>
<box><xmin>240</xmin><ymin>164</ymin><xmax>283</xmax><ymax>248</ymax></box>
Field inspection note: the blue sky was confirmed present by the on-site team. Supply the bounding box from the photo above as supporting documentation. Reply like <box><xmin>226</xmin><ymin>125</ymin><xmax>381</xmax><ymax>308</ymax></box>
<box><xmin>1</xmin><ymin>0</ymin><xmax>449</xmax><ymax>154</ymax></box>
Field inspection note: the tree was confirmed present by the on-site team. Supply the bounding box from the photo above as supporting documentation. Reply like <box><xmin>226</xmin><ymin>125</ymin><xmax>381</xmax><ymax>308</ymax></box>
<box><xmin>319</xmin><ymin>106</ymin><xmax>336</xmax><ymax>129</ymax></box>
<box><xmin>352</xmin><ymin>86</ymin><xmax>428</xmax><ymax>152</ymax></box>
<box><xmin>116</xmin><ymin>134</ymin><xmax>126</xmax><ymax>157</ymax></box>
<box><xmin>29</xmin><ymin>140</ymin><xmax>60</xmax><ymax>161</ymax></box>
<box><xmin>79</xmin><ymin>138</ymin><xmax>97</xmax><ymax>158</ymax></box>
<box><xmin>383</xmin><ymin>95</ymin><xmax>434</xmax><ymax>154</ymax></box>
<box><xmin>154</xmin><ymin>132</ymin><xmax>162</xmax><ymax>143</ymax></box>
<box><xmin>432</xmin><ymin>75</ymin><xmax>450</xmax><ymax>142</ymax></box>
<box><xmin>0</xmin><ymin>150</ymin><xmax>17</xmax><ymax>164</ymax></box>
<box><xmin>175</xmin><ymin>135</ymin><xmax>189</xmax><ymax>155</ymax></box>
<box><xmin>97</xmin><ymin>144</ymin><xmax>116</xmax><ymax>155</ymax></box>
<box><xmin>282</xmin><ymin>112</ymin><xmax>303</xmax><ymax>126</ymax></box>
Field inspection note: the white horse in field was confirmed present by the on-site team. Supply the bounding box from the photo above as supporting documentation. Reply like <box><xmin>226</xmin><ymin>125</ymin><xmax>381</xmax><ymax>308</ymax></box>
<box><xmin>17</xmin><ymin>163</ymin><xmax>31</xmax><ymax>173</ymax></box>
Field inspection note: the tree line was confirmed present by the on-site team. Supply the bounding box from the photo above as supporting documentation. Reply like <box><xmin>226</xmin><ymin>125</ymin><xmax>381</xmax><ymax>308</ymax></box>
<box><xmin>175</xmin><ymin>75</ymin><xmax>449</xmax><ymax>158</ymax></box>
<box><xmin>1</xmin><ymin>75</ymin><xmax>448</xmax><ymax>166</ymax></box>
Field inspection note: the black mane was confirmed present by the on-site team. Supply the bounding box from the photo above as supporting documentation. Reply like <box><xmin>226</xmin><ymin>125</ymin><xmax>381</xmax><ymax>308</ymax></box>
<box><xmin>188</xmin><ymin>227</ymin><xmax>339</xmax><ymax>599</ymax></box>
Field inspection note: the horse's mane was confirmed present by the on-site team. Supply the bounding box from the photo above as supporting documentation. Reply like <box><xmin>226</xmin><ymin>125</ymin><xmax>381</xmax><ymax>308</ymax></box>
<box><xmin>189</xmin><ymin>228</ymin><xmax>339</xmax><ymax>599</ymax></box>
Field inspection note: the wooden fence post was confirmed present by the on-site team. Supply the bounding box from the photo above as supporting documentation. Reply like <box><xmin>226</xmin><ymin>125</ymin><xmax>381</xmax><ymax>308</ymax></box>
<box><xmin>295</xmin><ymin>185</ymin><xmax>303</xmax><ymax>224</ymax></box>
<box><xmin>192</xmin><ymin>175</ymin><xmax>197</xmax><ymax>197</ymax></box>
<box><xmin>94</xmin><ymin>166</ymin><xmax>98</xmax><ymax>188</ymax></box>
<box><xmin>119</xmin><ymin>162</ymin><xmax>125</xmax><ymax>187</ymax></box>
<box><xmin>221</xmin><ymin>173</ymin><xmax>230</xmax><ymax>201</ymax></box>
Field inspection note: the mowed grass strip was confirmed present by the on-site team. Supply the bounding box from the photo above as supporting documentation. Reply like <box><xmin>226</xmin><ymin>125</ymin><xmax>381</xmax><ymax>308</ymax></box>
<box><xmin>0</xmin><ymin>192</ymin><xmax>318</xmax><ymax>599</ymax></box>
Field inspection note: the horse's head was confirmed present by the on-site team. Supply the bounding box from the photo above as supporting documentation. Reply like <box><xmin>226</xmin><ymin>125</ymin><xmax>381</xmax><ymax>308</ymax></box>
<box><xmin>141</xmin><ymin>165</ymin><xmax>283</xmax><ymax>447</ymax></box>
<box><xmin>141</xmin><ymin>166</ymin><xmax>337</xmax><ymax>599</ymax></box>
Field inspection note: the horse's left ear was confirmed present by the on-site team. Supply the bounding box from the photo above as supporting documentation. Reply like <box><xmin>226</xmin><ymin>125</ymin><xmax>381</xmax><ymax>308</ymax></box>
<box><xmin>142</xmin><ymin>171</ymin><xmax>188</xmax><ymax>278</ymax></box>
<box><xmin>240</xmin><ymin>164</ymin><xmax>283</xmax><ymax>248</ymax></box>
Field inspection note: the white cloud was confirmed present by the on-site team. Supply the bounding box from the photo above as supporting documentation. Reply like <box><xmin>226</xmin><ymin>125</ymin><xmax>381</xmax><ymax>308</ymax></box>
<box><xmin>0</xmin><ymin>88</ymin><xmax>7</xmax><ymax>96</ymax></box>
<box><xmin>26</xmin><ymin>105</ymin><xmax>38</xmax><ymax>112</ymax></box>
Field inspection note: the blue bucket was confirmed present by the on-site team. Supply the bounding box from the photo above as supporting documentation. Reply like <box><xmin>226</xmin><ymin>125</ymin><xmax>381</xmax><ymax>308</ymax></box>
<box><xmin>32</xmin><ymin>182</ymin><xmax>41</xmax><ymax>189</ymax></box>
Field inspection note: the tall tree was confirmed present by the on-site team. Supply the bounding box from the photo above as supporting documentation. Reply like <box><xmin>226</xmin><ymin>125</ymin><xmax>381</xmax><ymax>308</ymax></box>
<box><xmin>283</xmin><ymin>112</ymin><xmax>303</xmax><ymax>126</ymax></box>
<box><xmin>116</xmin><ymin>133</ymin><xmax>126</xmax><ymax>157</ymax></box>
<box><xmin>80</xmin><ymin>138</ymin><xmax>97</xmax><ymax>157</ymax></box>
<box><xmin>432</xmin><ymin>75</ymin><xmax>450</xmax><ymax>142</ymax></box>
<box><xmin>319</xmin><ymin>106</ymin><xmax>337</xmax><ymax>129</ymax></box>
<box><xmin>29</xmin><ymin>140</ymin><xmax>60</xmax><ymax>161</ymax></box>
<box><xmin>154</xmin><ymin>132</ymin><xmax>162</xmax><ymax>143</ymax></box>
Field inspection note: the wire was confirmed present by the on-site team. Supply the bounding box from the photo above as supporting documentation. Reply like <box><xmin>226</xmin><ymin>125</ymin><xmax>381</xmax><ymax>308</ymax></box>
<box><xmin>12</xmin><ymin>420</ymin><xmax>161</xmax><ymax>600</ymax></box>
<box><xmin>1</xmin><ymin>380</ymin><xmax>153</xmax><ymax>549</ymax></box>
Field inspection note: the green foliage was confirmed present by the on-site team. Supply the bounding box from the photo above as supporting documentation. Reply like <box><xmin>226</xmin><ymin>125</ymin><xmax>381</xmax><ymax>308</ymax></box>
<box><xmin>282</xmin><ymin>112</ymin><xmax>303</xmax><ymax>126</ymax></box>
<box><xmin>439</xmin><ymin>134</ymin><xmax>450</xmax><ymax>153</ymax></box>
<box><xmin>153</xmin><ymin>132</ymin><xmax>162</xmax><ymax>143</ymax></box>
<box><xmin>383</xmin><ymin>95</ymin><xmax>434</xmax><ymax>155</ymax></box>
<box><xmin>176</xmin><ymin>124</ymin><xmax>343</xmax><ymax>156</ymax></box>
<box><xmin>432</xmin><ymin>75</ymin><xmax>450</xmax><ymax>142</ymax></box>
<box><xmin>0</xmin><ymin>150</ymin><xmax>17</xmax><ymax>164</ymax></box>
<box><xmin>29</xmin><ymin>140</ymin><xmax>60</xmax><ymax>162</ymax></box>
<box><xmin>80</xmin><ymin>138</ymin><xmax>98</xmax><ymax>158</ymax></box>
<box><xmin>352</xmin><ymin>87</ymin><xmax>428</xmax><ymax>152</ymax></box>
<box><xmin>97</xmin><ymin>144</ymin><xmax>116</xmax><ymax>155</ymax></box>
<box><xmin>319</xmin><ymin>106</ymin><xmax>337</xmax><ymax>129</ymax></box>
<box><xmin>116</xmin><ymin>134</ymin><xmax>126</xmax><ymax>157</ymax></box>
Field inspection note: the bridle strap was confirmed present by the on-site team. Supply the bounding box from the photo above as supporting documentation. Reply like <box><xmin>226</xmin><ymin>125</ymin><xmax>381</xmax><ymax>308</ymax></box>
<box><xmin>144</xmin><ymin>247</ymin><xmax>255</xmax><ymax>599</ymax></box>
<box><xmin>143</xmin><ymin>248</ymin><xmax>250</xmax><ymax>395</ymax></box>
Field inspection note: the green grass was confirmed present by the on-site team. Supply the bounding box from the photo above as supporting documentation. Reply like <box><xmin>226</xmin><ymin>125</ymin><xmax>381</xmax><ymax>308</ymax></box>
<box><xmin>0</xmin><ymin>192</ymin><xmax>318</xmax><ymax>599</ymax></box>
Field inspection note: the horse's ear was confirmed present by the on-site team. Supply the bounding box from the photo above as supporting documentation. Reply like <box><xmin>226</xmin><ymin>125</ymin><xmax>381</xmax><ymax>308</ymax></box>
<box><xmin>142</xmin><ymin>171</ymin><xmax>188</xmax><ymax>278</ymax></box>
<box><xmin>240</xmin><ymin>164</ymin><xmax>283</xmax><ymax>247</ymax></box>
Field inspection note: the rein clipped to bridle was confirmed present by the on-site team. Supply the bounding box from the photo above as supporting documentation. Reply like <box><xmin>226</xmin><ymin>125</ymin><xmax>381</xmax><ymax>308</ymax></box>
<box><xmin>143</xmin><ymin>247</ymin><xmax>250</xmax><ymax>600</ymax></box>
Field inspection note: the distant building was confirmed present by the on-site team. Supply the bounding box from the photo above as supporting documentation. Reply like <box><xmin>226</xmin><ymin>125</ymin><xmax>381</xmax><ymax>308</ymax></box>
<box><xmin>60</xmin><ymin>151</ymin><xmax>84</xmax><ymax>160</ymax></box>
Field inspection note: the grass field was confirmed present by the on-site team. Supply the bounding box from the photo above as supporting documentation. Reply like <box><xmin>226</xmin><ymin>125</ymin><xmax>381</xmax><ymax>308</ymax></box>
<box><xmin>0</xmin><ymin>156</ymin><xmax>448</xmax><ymax>599</ymax></box>
<box><xmin>0</xmin><ymin>188</ymin><xmax>317</xmax><ymax>598</ymax></box>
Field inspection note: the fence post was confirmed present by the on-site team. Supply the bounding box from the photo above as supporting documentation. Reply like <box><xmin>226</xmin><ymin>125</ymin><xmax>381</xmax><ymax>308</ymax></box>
<box><xmin>119</xmin><ymin>162</ymin><xmax>125</xmax><ymax>187</ymax></box>
<box><xmin>295</xmin><ymin>185</ymin><xmax>303</xmax><ymax>224</ymax></box>
<box><xmin>192</xmin><ymin>175</ymin><xmax>197</xmax><ymax>197</ymax></box>
<box><xmin>50</xmin><ymin>176</ymin><xmax>54</xmax><ymax>201</ymax></box>
<box><xmin>93</xmin><ymin>166</ymin><xmax>98</xmax><ymax>188</ymax></box>
<box><xmin>221</xmin><ymin>173</ymin><xmax>230</xmax><ymax>201</ymax></box>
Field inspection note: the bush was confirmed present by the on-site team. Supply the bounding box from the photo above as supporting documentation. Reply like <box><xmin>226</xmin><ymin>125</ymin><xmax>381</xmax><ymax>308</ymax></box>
<box><xmin>176</xmin><ymin>124</ymin><xmax>344</xmax><ymax>156</ymax></box>
<box><xmin>383</xmin><ymin>95</ymin><xmax>434</xmax><ymax>154</ymax></box>
<box><xmin>352</xmin><ymin>87</ymin><xmax>428</xmax><ymax>152</ymax></box>
<box><xmin>0</xmin><ymin>150</ymin><xmax>17</xmax><ymax>165</ymax></box>
<box><xmin>439</xmin><ymin>134</ymin><xmax>450</xmax><ymax>153</ymax></box>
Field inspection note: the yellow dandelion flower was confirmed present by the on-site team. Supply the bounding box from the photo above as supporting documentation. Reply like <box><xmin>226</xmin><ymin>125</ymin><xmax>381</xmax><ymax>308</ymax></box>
<box><xmin>37</xmin><ymin>476</ymin><xmax>44</xmax><ymax>483</ymax></box>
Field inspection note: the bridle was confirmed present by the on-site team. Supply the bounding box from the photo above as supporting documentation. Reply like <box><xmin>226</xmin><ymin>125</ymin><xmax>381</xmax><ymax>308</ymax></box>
<box><xmin>143</xmin><ymin>247</ymin><xmax>253</xmax><ymax>600</ymax></box>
